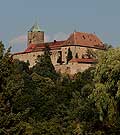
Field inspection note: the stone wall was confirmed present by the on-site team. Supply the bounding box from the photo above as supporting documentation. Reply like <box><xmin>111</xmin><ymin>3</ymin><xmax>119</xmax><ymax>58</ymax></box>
<box><xmin>13</xmin><ymin>45</ymin><xmax>96</xmax><ymax>74</ymax></box>
<box><xmin>61</xmin><ymin>46</ymin><xmax>91</xmax><ymax>63</ymax></box>
<box><xmin>13</xmin><ymin>49</ymin><xmax>60</xmax><ymax>67</ymax></box>
<box><xmin>55</xmin><ymin>62</ymin><xmax>93</xmax><ymax>75</ymax></box>
<box><xmin>13</xmin><ymin>51</ymin><xmax>44</xmax><ymax>67</ymax></box>
<box><xmin>50</xmin><ymin>50</ymin><xmax>60</xmax><ymax>65</ymax></box>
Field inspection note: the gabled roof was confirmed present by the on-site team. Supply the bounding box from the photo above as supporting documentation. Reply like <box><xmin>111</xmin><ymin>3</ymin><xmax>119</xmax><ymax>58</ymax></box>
<box><xmin>62</xmin><ymin>32</ymin><xmax>105</xmax><ymax>49</ymax></box>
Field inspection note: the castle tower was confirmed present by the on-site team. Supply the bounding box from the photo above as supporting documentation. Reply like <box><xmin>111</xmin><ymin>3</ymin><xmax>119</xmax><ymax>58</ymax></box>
<box><xmin>27</xmin><ymin>23</ymin><xmax>44</xmax><ymax>46</ymax></box>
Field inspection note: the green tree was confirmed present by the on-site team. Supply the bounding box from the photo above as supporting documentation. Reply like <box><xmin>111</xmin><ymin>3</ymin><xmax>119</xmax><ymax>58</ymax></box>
<box><xmin>104</xmin><ymin>43</ymin><xmax>113</xmax><ymax>50</ymax></box>
<box><xmin>32</xmin><ymin>44</ymin><xmax>59</xmax><ymax>80</ymax></box>
<box><xmin>66</xmin><ymin>48</ymin><xmax>120</xmax><ymax>134</ymax></box>
<box><xmin>88</xmin><ymin>48</ymin><xmax>120</xmax><ymax>134</ymax></box>
<box><xmin>86</xmin><ymin>48</ymin><xmax>97</xmax><ymax>58</ymax></box>
<box><xmin>0</xmin><ymin>42</ymin><xmax>33</xmax><ymax>134</ymax></box>
<box><xmin>30</xmin><ymin>72</ymin><xmax>57</xmax><ymax>120</ymax></box>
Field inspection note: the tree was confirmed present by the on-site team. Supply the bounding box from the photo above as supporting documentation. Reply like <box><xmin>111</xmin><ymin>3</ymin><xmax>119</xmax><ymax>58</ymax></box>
<box><xmin>86</xmin><ymin>48</ymin><xmax>97</xmax><ymax>58</ymax></box>
<box><xmin>30</xmin><ymin>72</ymin><xmax>57</xmax><ymax>120</ymax></box>
<box><xmin>32</xmin><ymin>44</ymin><xmax>59</xmax><ymax>80</ymax></box>
<box><xmin>88</xmin><ymin>48</ymin><xmax>120</xmax><ymax>134</ymax></box>
<box><xmin>104</xmin><ymin>43</ymin><xmax>113</xmax><ymax>50</ymax></box>
<box><xmin>0</xmin><ymin>42</ymin><xmax>33</xmax><ymax>134</ymax></box>
<box><xmin>1</xmin><ymin>40</ymin><xmax>120</xmax><ymax>134</ymax></box>
<box><xmin>67</xmin><ymin>48</ymin><xmax>120</xmax><ymax>134</ymax></box>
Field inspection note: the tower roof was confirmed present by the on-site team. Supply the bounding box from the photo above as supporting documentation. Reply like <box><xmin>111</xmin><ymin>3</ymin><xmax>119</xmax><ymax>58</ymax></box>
<box><xmin>29</xmin><ymin>23</ymin><xmax>41</xmax><ymax>32</ymax></box>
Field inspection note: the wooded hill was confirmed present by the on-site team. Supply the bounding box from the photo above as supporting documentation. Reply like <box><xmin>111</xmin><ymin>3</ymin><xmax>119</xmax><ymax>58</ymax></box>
<box><xmin>0</xmin><ymin>42</ymin><xmax>120</xmax><ymax>134</ymax></box>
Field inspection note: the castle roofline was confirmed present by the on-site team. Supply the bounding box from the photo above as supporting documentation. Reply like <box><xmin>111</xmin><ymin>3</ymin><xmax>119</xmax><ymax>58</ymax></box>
<box><xmin>13</xmin><ymin>32</ymin><xmax>105</xmax><ymax>56</ymax></box>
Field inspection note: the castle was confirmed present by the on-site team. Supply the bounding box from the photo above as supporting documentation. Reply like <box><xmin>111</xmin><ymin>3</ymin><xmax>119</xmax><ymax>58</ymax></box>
<box><xmin>13</xmin><ymin>23</ymin><xmax>105</xmax><ymax>75</ymax></box>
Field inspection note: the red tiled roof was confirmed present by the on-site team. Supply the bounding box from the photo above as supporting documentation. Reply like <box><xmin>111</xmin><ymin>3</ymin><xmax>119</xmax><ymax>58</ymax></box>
<box><xmin>13</xmin><ymin>41</ymin><xmax>65</xmax><ymax>55</ymax></box>
<box><xmin>25</xmin><ymin>40</ymin><xmax>65</xmax><ymax>52</ymax></box>
<box><xmin>24</xmin><ymin>32</ymin><xmax>105</xmax><ymax>53</ymax></box>
<box><xmin>62</xmin><ymin>32</ymin><xmax>105</xmax><ymax>49</ymax></box>
<box><xmin>14</xmin><ymin>51</ymin><xmax>26</xmax><ymax>55</ymax></box>
<box><xmin>13</xmin><ymin>32</ymin><xmax>105</xmax><ymax>55</ymax></box>
<box><xmin>69</xmin><ymin>58</ymin><xmax>97</xmax><ymax>63</ymax></box>
<box><xmin>25</xmin><ymin>44</ymin><xmax>36</xmax><ymax>52</ymax></box>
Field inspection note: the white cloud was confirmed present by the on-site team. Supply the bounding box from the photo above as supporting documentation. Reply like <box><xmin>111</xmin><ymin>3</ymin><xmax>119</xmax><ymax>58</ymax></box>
<box><xmin>9</xmin><ymin>32</ymin><xmax>68</xmax><ymax>45</ymax></box>
<box><xmin>44</xmin><ymin>34</ymin><xmax>50</xmax><ymax>42</ymax></box>
<box><xmin>10</xmin><ymin>32</ymin><xmax>69</xmax><ymax>52</ymax></box>
<box><xmin>44</xmin><ymin>32</ymin><xmax>69</xmax><ymax>42</ymax></box>
<box><xmin>9</xmin><ymin>35</ymin><xmax>27</xmax><ymax>53</ymax></box>
<box><xmin>52</xmin><ymin>32</ymin><xmax>68</xmax><ymax>41</ymax></box>
<box><xmin>9</xmin><ymin>35</ymin><xmax>27</xmax><ymax>46</ymax></box>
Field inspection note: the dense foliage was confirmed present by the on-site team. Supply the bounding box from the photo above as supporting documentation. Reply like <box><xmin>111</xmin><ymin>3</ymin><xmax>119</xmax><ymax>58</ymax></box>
<box><xmin>0</xmin><ymin>41</ymin><xmax>120</xmax><ymax>134</ymax></box>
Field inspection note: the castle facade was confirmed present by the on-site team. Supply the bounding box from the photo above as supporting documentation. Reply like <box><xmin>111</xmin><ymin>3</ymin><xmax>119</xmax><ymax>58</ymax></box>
<box><xmin>13</xmin><ymin>23</ymin><xmax>105</xmax><ymax>75</ymax></box>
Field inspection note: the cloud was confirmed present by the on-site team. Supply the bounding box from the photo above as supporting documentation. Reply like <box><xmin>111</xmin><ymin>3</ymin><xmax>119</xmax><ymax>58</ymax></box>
<box><xmin>10</xmin><ymin>32</ymin><xmax>69</xmax><ymax>52</ymax></box>
<box><xmin>9</xmin><ymin>35</ymin><xmax>27</xmax><ymax>53</ymax></box>
<box><xmin>44</xmin><ymin>34</ymin><xmax>50</xmax><ymax>42</ymax></box>
<box><xmin>9</xmin><ymin>32</ymin><xmax>68</xmax><ymax>45</ymax></box>
<box><xmin>44</xmin><ymin>32</ymin><xmax>69</xmax><ymax>42</ymax></box>
<box><xmin>9</xmin><ymin>35</ymin><xmax>27</xmax><ymax>46</ymax></box>
<box><xmin>52</xmin><ymin>32</ymin><xmax>68</xmax><ymax>41</ymax></box>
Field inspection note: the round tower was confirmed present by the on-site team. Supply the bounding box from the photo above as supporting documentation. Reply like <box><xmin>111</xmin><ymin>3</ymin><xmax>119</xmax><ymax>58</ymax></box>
<box><xmin>27</xmin><ymin>23</ymin><xmax>44</xmax><ymax>46</ymax></box>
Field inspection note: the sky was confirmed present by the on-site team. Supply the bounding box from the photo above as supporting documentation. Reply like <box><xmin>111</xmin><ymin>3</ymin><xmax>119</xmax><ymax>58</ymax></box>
<box><xmin>0</xmin><ymin>0</ymin><xmax>120</xmax><ymax>52</ymax></box>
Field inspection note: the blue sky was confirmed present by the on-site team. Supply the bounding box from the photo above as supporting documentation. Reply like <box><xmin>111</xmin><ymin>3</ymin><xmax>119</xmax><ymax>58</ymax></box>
<box><xmin>0</xmin><ymin>0</ymin><xmax>120</xmax><ymax>52</ymax></box>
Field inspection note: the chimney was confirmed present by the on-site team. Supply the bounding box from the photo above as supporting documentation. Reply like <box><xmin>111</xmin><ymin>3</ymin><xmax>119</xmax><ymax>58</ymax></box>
<box><xmin>54</xmin><ymin>40</ymin><xmax>57</xmax><ymax>43</ymax></box>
